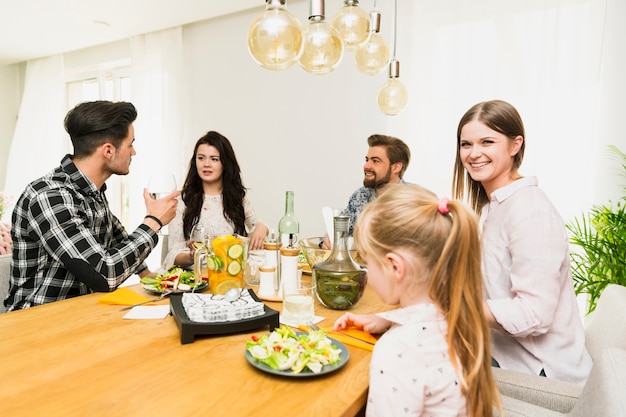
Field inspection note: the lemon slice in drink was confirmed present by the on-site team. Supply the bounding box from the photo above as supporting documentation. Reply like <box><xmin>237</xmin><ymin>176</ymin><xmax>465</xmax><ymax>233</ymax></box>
<box><xmin>214</xmin><ymin>279</ymin><xmax>241</xmax><ymax>295</ymax></box>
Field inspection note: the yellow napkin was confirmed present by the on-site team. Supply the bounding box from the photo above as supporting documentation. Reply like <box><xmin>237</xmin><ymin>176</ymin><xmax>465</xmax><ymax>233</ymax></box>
<box><xmin>98</xmin><ymin>287</ymin><xmax>152</xmax><ymax>306</ymax></box>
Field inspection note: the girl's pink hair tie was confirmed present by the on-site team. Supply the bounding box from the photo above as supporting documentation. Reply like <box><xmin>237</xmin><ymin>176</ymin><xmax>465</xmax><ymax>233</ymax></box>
<box><xmin>438</xmin><ymin>197</ymin><xmax>450</xmax><ymax>215</ymax></box>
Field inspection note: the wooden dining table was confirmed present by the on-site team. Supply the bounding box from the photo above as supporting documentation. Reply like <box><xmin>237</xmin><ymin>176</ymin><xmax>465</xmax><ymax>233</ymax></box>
<box><xmin>0</xmin><ymin>279</ymin><xmax>391</xmax><ymax>417</ymax></box>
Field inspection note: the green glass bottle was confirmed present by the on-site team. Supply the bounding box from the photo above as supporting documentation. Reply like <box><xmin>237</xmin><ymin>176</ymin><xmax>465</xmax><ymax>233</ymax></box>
<box><xmin>278</xmin><ymin>191</ymin><xmax>299</xmax><ymax>248</ymax></box>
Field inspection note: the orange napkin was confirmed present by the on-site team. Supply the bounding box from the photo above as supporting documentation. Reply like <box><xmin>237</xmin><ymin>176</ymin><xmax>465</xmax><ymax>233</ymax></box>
<box><xmin>323</xmin><ymin>327</ymin><xmax>378</xmax><ymax>351</ymax></box>
<box><xmin>299</xmin><ymin>325</ymin><xmax>378</xmax><ymax>351</ymax></box>
<box><xmin>98</xmin><ymin>287</ymin><xmax>152</xmax><ymax>306</ymax></box>
<box><xmin>325</xmin><ymin>327</ymin><xmax>378</xmax><ymax>344</ymax></box>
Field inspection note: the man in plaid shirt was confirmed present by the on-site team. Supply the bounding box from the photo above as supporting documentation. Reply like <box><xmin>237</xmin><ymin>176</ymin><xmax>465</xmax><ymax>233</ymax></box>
<box><xmin>5</xmin><ymin>101</ymin><xmax>179</xmax><ymax>311</ymax></box>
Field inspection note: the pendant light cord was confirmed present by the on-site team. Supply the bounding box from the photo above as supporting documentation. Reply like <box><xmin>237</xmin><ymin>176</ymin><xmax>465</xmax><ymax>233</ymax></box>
<box><xmin>392</xmin><ymin>0</ymin><xmax>398</xmax><ymax>58</ymax></box>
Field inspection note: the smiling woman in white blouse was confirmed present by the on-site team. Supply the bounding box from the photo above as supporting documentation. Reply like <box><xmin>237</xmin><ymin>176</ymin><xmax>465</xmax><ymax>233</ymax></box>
<box><xmin>452</xmin><ymin>99</ymin><xmax>592</xmax><ymax>385</ymax></box>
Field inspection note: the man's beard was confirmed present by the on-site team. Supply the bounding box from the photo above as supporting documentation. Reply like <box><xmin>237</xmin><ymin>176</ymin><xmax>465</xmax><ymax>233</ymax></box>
<box><xmin>363</xmin><ymin>168</ymin><xmax>392</xmax><ymax>189</ymax></box>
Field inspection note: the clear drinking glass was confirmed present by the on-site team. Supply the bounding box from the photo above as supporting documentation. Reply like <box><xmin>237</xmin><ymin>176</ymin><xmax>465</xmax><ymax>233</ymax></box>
<box><xmin>281</xmin><ymin>281</ymin><xmax>316</xmax><ymax>326</ymax></box>
<box><xmin>147</xmin><ymin>173</ymin><xmax>177</xmax><ymax>200</ymax></box>
<box><xmin>146</xmin><ymin>173</ymin><xmax>177</xmax><ymax>235</ymax></box>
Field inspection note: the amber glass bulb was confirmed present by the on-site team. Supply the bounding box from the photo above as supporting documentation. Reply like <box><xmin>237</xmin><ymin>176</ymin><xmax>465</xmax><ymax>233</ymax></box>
<box><xmin>330</xmin><ymin>0</ymin><xmax>369</xmax><ymax>51</ymax></box>
<box><xmin>377</xmin><ymin>60</ymin><xmax>408</xmax><ymax>115</ymax></box>
<box><xmin>377</xmin><ymin>78</ymin><xmax>408</xmax><ymax>115</ymax></box>
<box><xmin>355</xmin><ymin>32</ymin><xmax>390</xmax><ymax>75</ymax></box>
<box><xmin>355</xmin><ymin>10</ymin><xmax>389</xmax><ymax>75</ymax></box>
<box><xmin>298</xmin><ymin>0</ymin><xmax>344</xmax><ymax>76</ymax></box>
<box><xmin>247</xmin><ymin>0</ymin><xmax>303</xmax><ymax>70</ymax></box>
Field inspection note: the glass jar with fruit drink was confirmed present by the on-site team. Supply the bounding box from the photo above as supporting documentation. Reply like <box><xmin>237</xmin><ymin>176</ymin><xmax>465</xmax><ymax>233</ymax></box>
<box><xmin>205</xmin><ymin>234</ymin><xmax>246</xmax><ymax>295</ymax></box>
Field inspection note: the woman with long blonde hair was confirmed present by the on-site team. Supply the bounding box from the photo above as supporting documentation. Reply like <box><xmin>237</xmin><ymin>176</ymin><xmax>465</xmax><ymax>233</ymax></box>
<box><xmin>334</xmin><ymin>184</ymin><xmax>500</xmax><ymax>417</ymax></box>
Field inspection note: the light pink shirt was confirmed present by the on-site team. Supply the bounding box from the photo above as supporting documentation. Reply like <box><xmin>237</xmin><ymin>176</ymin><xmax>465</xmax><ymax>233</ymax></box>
<box><xmin>368</xmin><ymin>304</ymin><xmax>468</xmax><ymax>417</ymax></box>
<box><xmin>481</xmin><ymin>176</ymin><xmax>591</xmax><ymax>384</ymax></box>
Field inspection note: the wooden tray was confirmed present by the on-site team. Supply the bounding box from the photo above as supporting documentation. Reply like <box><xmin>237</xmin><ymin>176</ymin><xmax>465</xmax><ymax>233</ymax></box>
<box><xmin>169</xmin><ymin>289</ymin><xmax>280</xmax><ymax>344</ymax></box>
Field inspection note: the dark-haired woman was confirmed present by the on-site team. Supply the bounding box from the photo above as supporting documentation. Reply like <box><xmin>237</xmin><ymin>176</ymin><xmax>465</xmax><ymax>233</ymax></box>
<box><xmin>163</xmin><ymin>131</ymin><xmax>267</xmax><ymax>268</ymax></box>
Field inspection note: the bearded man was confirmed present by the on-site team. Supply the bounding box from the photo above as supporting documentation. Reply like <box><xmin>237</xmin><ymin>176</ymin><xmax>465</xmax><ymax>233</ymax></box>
<box><xmin>321</xmin><ymin>134</ymin><xmax>411</xmax><ymax>249</ymax></box>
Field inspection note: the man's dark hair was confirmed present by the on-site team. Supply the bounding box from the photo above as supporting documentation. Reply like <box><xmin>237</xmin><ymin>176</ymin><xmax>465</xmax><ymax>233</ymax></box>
<box><xmin>367</xmin><ymin>134</ymin><xmax>411</xmax><ymax>178</ymax></box>
<box><xmin>64</xmin><ymin>101</ymin><xmax>137</xmax><ymax>158</ymax></box>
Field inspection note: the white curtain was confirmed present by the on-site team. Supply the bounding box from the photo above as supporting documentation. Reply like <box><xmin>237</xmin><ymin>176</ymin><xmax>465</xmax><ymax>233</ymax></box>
<box><xmin>129</xmin><ymin>27</ymin><xmax>185</xmax><ymax>270</ymax></box>
<box><xmin>3</xmin><ymin>54</ymin><xmax>67</xmax><ymax>222</ymax></box>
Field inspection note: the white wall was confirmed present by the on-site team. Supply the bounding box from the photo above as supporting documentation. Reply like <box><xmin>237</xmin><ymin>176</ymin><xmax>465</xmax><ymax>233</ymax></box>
<box><xmin>182</xmin><ymin>1</ymin><xmax>399</xmax><ymax>240</ymax></box>
<box><xmin>1</xmin><ymin>0</ymin><xmax>625</xmax><ymax>267</ymax></box>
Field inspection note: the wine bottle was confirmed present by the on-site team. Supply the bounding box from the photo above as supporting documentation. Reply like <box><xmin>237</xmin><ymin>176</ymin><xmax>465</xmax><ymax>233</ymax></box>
<box><xmin>278</xmin><ymin>191</ymin><xmax>299</xmax><ymax>248</ymax></box>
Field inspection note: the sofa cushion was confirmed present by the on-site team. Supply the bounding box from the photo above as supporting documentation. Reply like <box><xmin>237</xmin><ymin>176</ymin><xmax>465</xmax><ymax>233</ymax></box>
<box><xmin>493</xmin><ymin>367</ymin><xmax>581</xmax><ymax>413</ymax></box>
<box><xmin>495</xmin><ymin>348</ymin><xmax>626</xmax><ymax>417</ymax></box>
<box><xmin>496</xmin><ymin>395</ymin><xmax>563</xmax><ymax>417</ymax></box>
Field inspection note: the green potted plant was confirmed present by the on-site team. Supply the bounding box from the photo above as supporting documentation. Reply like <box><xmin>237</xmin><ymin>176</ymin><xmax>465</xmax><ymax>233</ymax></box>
<box><xmin>567</xmin><ymin>145</ymin><xmax>626</xmax><ymax>315</ymax></box>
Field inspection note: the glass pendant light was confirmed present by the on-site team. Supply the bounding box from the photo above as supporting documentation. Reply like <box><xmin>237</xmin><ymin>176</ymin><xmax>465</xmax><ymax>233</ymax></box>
<box><xmin>354</xmin><ymin>10</ymin><xmax>390</xmax><ymax>75</ymax></box>
<box><xmin>330</xmin><ymin>0</ymin><xmax>369</xmax><ymax>51</ymax></box>
<box><xmin>298</xmin><ymin>0</ymin><xmax>344</xmax><ymax>75</ymax></box>
<box><xmin>376</xmin><ymin>0</ymin><xmax>407</xmax><ymax>115</ymax></box>
<box><xmin>377</xmin><ymin>59</ymin><xmax>408</xmax><ymax>115</ymax></box>
<box><xmin>247</xmin><ymin>0</ymin><xmax>303</xmax><ymax>70</ymax></box>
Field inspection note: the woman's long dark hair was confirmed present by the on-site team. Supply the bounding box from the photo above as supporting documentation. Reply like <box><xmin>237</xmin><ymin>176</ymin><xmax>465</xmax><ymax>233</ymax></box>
<box><xmin>181</xmin><ymin>131</ymin><xmax>247</xmax><ymax>240</ymax></box>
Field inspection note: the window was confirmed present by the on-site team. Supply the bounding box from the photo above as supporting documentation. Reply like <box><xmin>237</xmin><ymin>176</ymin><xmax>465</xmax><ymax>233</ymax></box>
<box><xmin>66</xmin><ymin>62</ymin><xmax>132</xmax><ymax>228</ymax></box>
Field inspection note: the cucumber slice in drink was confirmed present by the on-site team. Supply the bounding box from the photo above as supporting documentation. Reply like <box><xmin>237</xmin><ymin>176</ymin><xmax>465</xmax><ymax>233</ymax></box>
<box><xmin>227</xmin><ymin>243</ymin><xmax>244</xmax><ymax>259</ymax></box>
<box><xmin>206</xmin><ymin>257</ymin><xmax>217</xmax><ymax>271</ymax></box>
<box><xmin>227</xmin><ymin>260</ymin><xmax>242</xmax><ymax>276</ymax></box>
<box><xmin>206</xmin><ymin>256</ymin><xmax>224</xmax><ymax>271</ymax></box>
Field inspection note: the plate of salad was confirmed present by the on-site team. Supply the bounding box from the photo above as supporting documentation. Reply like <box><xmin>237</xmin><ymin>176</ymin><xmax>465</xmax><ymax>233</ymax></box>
<box><xmin>245</xmin><ymin>326</ymin><xmax>349</xmax><ymax>377</ymax></box>
<box><xmin>140</xmin><ymin>266</ymin><xmax>208</xmax><ymax>294</ymax></box>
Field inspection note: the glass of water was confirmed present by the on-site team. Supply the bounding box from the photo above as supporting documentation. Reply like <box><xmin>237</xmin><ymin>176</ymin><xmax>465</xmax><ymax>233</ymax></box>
<box><xmin>147</xmin><ymin>173</ymin><xmax>177</xmax><ymax>200</ymax></box>
<box><xmin>147</xmin><ymin>173</ymin><xmax>177</xmax><ymax>235</ymax></box>
<box><xmin>281</xmin><ymin>281</ymin><xmax>315</xmax><ymax>326</ymax></box>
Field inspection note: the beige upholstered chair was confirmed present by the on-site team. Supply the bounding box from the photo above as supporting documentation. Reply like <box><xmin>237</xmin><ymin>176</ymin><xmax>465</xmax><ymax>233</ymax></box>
<box><xmin>494</xmin><ymin>284</ymin><xmax>626</xmax><ymax>415</ymax></box>
<box><xmin>496</xmin><ymin>347</ymin><xmax>626</xmax><ymax>417</ymax></box>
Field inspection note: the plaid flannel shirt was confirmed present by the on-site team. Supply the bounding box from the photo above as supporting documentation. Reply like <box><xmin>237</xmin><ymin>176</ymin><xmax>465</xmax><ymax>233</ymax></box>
<box><xmin>5</xmin><ymin>154</ymin><xmax>157</xmax><ymax>311</ymax></box>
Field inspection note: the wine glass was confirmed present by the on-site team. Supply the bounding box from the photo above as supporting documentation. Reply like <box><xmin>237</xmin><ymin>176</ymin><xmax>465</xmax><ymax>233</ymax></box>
<box><xmin>147</xmin><ymin>173</ymin><xmax>177</xmax><ymax>200</ymax></box>
<box><xmin>190</xmin><ymin>224</ymin><xmax>207</xmax><ymax>252</ymax></box>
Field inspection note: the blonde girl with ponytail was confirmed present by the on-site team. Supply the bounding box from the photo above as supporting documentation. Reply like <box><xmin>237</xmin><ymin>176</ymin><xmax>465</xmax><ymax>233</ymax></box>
<box><xmin>334</xmin><ymin>184</ymin><xmax>500</xmax><ymax>417</ymax></box>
